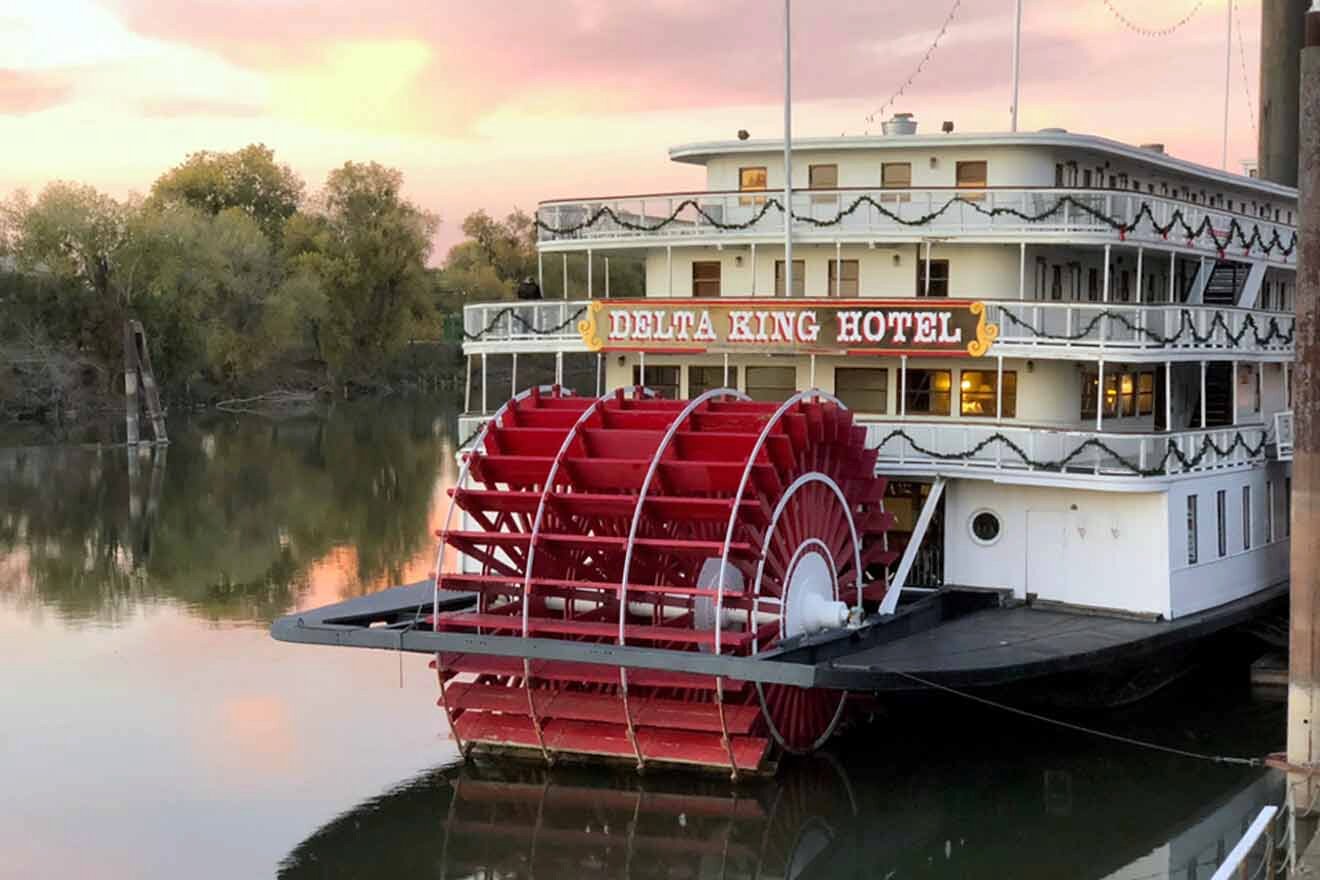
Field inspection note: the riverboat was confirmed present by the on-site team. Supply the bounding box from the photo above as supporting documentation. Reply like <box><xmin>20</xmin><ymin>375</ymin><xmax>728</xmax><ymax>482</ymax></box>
<box><xmin>274</xmin><ymin>118</ymin><xmax>1296</xmax><ymax>776</ymax></box>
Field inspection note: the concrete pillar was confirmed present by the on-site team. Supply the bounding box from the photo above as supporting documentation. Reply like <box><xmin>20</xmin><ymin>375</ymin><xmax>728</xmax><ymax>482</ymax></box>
<box><xmin>1260</xmin><ymin>0</ymin><xmax>1309</xmax><ymax>186</ymax></box>
<box><xmin>1288</xmin><ymin>1</ymin><xmax>1320</xmax><ymax>825</ymax></box>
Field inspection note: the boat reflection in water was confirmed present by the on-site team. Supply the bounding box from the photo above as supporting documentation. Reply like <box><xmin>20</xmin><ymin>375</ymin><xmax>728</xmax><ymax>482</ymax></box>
<box><xmin>279</xmin><ymin>693</ymin><xmax>1283</xmax><ymax>880</ymax></box>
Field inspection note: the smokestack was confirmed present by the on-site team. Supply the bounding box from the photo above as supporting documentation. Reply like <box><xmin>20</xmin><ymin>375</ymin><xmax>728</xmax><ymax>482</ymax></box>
<box><xmin>1259</xmin><ymin>0</ymin><xmax>1310</xmax><ymax>185</ymax></box>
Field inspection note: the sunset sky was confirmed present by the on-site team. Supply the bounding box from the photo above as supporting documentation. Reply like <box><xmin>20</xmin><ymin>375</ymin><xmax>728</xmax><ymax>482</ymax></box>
<box><xmin>0</xmin><ymin>0</ymin><xmax>1263</xmax><ymax>258</ymax></box>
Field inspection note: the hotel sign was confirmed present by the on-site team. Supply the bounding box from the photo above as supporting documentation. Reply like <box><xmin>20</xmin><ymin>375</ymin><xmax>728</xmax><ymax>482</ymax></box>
<box><xmin>577</xmin><ymin>298</ymin><xmax>999</xmax><ymax>357</ymax></box>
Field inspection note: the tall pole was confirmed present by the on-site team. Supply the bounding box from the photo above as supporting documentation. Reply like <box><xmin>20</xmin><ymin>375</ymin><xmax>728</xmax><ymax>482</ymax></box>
<box><xmin>783</xmin><ymin>0</ymin><xmax>793</xmax><ymax>298</ymax></box>
<box><xmin>1288</xmin><ymin>0</ymin><xmax>1320</xmax><ymax>831</ymax></box>
<box><xmin>1010</xmin><ymin>0</ymin><xmax>1023</xmax><ymax>132</ymax></box>
<box><xmin>1260</xmin><ymin>0</ymin><xmax>1309</xmax><ymax>186</ymax></box>
<box><xmin>1222</xmin><ymin>0</ymin><xmax>1233</xmax><ymax>170</ymax></box>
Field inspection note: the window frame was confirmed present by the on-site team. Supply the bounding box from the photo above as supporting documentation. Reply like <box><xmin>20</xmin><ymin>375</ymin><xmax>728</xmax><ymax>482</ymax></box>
<box><xmin>904</xmin><ymin>368</ymin><xmax>952</xmax><ymax>416</ymax></box>
<box><xmin>834</xmin><ymin>367</ymin><xmax>889</xmax><ymax>414</ymax></box>
<box><xmin>691</xmin><ymin>260</ymin><xmax>721</xmax><ymax>298</ymax></box>
<box><xmin>808</xmin><ymin>164</ymin><xmax>838</xmax><ymax>204</ymax></box>
<box><xmin>632</xmin><ymin>364</ymin><xmax>680</xmax><ymax>400</ymax></box>
<box><xmin>1187</xmin><ymin>495</ymin><xmax>1199</xmax><ymax>565</ymax></box>
<box><xmin>1242</xmin><ymin>485</ymin><xmax>1252</xmax><ymax>551</ymax></box>
<box><xmin>1216</xmin><ymin>489</ymin><xmax>1228</xmax><ymax>558</ymax></box>
<box><xmin>745</xmin><ymin>364</ymin><xmax>797</xmax><ymax>403</ymax></box>
<box><xmin>955</xmin><ymin>160</ymin><xmax>988</xmax><ymax>199</ymax></box>
<box><xmin>738</xmin><ymin>166</ymin><xmax>767</xmax><ymax>206</ymax></box>
<box><xmin>917</xmin><ymin>258</ymin><xmax>950</xmax><ymax>297</ymax></box>
<box><xmin>688</xmin><ymin>365</ymin><xmax>738</xmax><ymax>398</ymax></box>
<box><xmin>774</xmin><ymin>259</ymin><xmax>806</xmax><ymax>297</ymax></box>
<box><xmin>827</xmin><ymin>259</ymin><xmax>860</xmax><ymax>297</ymax></box>
<box><xmin>959</xmin><ymin>370</ymin><xmax>1017</xmax><ymax>419</ymax></box>
<box><xmin>881</xmin><ymin>162</ymin><xmax>912</xmax><ymax>202</ymax></box>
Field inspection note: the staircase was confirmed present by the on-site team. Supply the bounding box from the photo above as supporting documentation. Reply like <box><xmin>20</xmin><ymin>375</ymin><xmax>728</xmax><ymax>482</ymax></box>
<box><xmin>1202</xmin><ymin>261</ymin><xmax>1247</xmax><ymax>306</ymax></box>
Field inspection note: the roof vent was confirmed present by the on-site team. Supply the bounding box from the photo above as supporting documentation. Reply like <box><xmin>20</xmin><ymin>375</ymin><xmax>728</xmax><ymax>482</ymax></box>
<box><xmin>1139</xmin><ymin>143</ymin><xmax>1166</xmax><ymax>154</ymax></box>
<box><xmin>881</xmin><ymin>113</ymin><xmax>918</xmax><ymax>136</ymax></box>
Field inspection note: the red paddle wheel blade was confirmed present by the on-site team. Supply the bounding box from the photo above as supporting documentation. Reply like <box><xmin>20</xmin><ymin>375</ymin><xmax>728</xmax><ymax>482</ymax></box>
<box><xmin>433</xmin><ymin>387</ymin><xmax>895</xmax><ymax>772</ymax></box>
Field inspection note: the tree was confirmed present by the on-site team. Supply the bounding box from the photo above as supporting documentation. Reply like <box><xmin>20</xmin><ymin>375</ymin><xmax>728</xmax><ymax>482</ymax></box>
<box><xmin>150</xmin><ymin>144</ymin><xmax>304</xmax><ymax>241</ymax></box>
<box><xmin>289</xmin><ymin>162</ymin><xmax>438</xmax><ymax>380</ymax></box>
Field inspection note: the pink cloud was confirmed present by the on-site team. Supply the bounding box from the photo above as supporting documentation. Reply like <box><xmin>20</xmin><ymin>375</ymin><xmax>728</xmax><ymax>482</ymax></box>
<box><xmin>0</xmin><ymin>69</ymin><xmax>73</xmax><ymax>115</ymax></box>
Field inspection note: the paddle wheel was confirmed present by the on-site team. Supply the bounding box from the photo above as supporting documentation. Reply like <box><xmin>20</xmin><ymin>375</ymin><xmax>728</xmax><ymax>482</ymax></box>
<box><xmin>430</xmin><ymin>386</ymin><xmax>896</xmax><ymax>775</ymax></box>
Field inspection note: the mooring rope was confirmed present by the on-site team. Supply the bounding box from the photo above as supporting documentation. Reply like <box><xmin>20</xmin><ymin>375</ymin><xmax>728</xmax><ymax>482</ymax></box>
<box><xmin>881</xmin><ymin>666</ymin><xmax>1264</xmax><ymax>767</ymax></box>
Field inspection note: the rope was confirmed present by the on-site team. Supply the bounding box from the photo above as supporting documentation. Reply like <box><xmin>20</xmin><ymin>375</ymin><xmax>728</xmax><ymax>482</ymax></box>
<box><xmin>864</xmin><ymin>0</ymin><xmax>962</xmax><ymax>130</ymax></box>
<box><xmin>880</xmin><ymin>666</ymin><xmax>1264</xmax><ymax>767</ymax></box>
<box><xmin>1234</xmin><ymin>0</ymin><xmax>1258</xmax><ymax>141</ymax></box>
<box><xmin>534</xmin><ymin>194</ymin><xmax>1298</xmax><ymax>259</ymax></box>
<box><xmin>1100</xmin><ymin>0</ymin><xmax>1205</xmax><ymax>37</ymax></box>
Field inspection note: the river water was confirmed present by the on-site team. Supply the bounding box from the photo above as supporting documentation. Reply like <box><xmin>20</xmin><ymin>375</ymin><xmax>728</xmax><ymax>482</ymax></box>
<box><xmin>0</xmin><ymin>397</ymin><xmax>1286</xmax><ymax>879</ymax></box>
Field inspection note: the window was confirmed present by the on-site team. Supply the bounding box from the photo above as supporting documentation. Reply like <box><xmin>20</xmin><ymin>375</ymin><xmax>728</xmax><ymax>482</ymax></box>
<box><xmin>959</xmin><ymin>370</ymin><xmax>1017</xmax><ymax>418</ymax></box>
<box><xmin>881</xmin><ymin>162</ymin><xmax>912</xmax><ymax>201</ymax></box>
<box><xmin>1054</xmin><ymin>164</ymin><xmax>1065</xmax><ymax>187</ymax></box>
<box><xmin>1083</xmin><ymin>169</ymin><xmax>1093</xmax><ymax>187</ymax></box>
<box><xmin>1084</xmin><ymin>371</ymin><xmax>1153</xmax><ymax>419</ymax></box>
<box><xmin>905</xmin><ymin>369</ymin><xmax>952</xmax><ymax>415</ymax></box>
<box><xmin>745</xmin><ymin>365</ymin><xmax>797</xmax><ymax>402</ymax></box>
<box><xmin>1050</xmin><ymin>265</ymin><xmax>1063</xmax><ymax>301</ymax></box>
<box><xmin>1267</xmin><ymin>480</ymin><xmax>1275</xmax><ymax>542</ymax></box>
<box><xmin>1216</xmin><ymin>490</ymin><xmax>1227</xmax><ymax>558</ymax></box>
<box><xmin>1119</xmin><ymin>270</ymin><xmax>1131</xmax><ymax>302</ymax></box>
<box><xmin>808</xmin><ymin>164</ymin><xmax>838</xmax><ymax>203</ymax></box>
<box><xmin>691</xmin><ymin>261</ymin><xmax>721</xmax><ymax>298</ymax></box>
<box><xmin>739</xmin><ymin>166</ymin><xmax>767</xmax><ymax>206</ymax></box>
<box><xmin>1187</xmin><ymin>495</ymin><xmax>1199</xmax><ymax>565</ymax></box>
<box><xmin>970</xmin><ymin>510</ymin><xmax>1002</xmax><ymax>544</ymax></box>
<box><xmin>917</xmin><ymin>259</ymin><xmax>950</xmax><ymax>297</ymax></box>
<box><xmin>828</xmin><ymin>259</ymin><xmax>860</xmax><ymax>297</ymax></box>
<box><xmin>834</xmin><ymin>368</ymin><xmax>888</xmax><ymax>413</ymax></box>
<box><xmin>1087</xmin><ymin>268</ymin><xmax>1099</xmax><ymax>301</ymax></box>
<box><xmin>688</xmin><ymin>365</ymin><xmax>737</xmax><ymax>398</ymax></box>
<box><xmin>1137</xmin><ymin>372</ymin><xmax>1155</xmax><ymax>415</ymax></box>
<box><xmin>774</xmin><ymin>260</ymin><xmax>805</xmax><ymax>297</ymax></box>
<box><xmin>632</xmin><ymin>365</ymin><xmax>679</xmax><ymax>399</ymax></box>
<box><xmin>1242</xmin><ymin>485</ymin><xmax>1252</xmax><ymax>551</ymax></box>
<box><xmin>1286</xmin><ymin>478</ymin><xmax>1292</xmax><ymax>537</ymax></box>
<box><xmin>955</xmin><ymin>160</ymin><xmax>987</xmax><ymax>199</ymax></box>
<box><xmin>1035</xmin><ymin>258</ymin><xmax>1048</xmax><ymax>300</ymax></box>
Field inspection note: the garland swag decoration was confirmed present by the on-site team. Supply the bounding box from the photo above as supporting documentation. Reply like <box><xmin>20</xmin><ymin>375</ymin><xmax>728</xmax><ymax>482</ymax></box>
<box><xmin>995</xmin><ymin>307</ymin><xmax>1294</xmax><ymax>347</ymax></box>
<box><xmin>536</xmin><ymin>194</ymin><xmax>1297</xmax><ymax>259</ymax></box>
<box><xmin>872</xmin><ymin>428</ymin><xmax>1269</xmax><ymax>478</ymax></box>
<box><xmin>464</xmin><ymin>305</ymin><xmax>587</xmax><ymax>341</ymax></box>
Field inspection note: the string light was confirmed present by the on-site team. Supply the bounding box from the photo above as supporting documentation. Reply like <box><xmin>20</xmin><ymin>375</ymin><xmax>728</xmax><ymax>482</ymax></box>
<box><xmin>863</xmin><ymin>0</ymin><xmax>962</xmax><ymax>132</ymax></box>
<box><xmin>1100</xmin><ymin>0</ymin><xmax>1205</xmax><ymax>38</ymax></box>
<box><xmin>1234</xmin><ymin>0</ymin><xmax>1258</xmax><ymax>141</ymax></box>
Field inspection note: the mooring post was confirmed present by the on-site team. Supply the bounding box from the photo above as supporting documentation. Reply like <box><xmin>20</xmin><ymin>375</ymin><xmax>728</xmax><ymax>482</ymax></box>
<box><xmin>1288</xmin><ymin>0</ymin><xmax>1320</xmax><ymax>838</ymax></box>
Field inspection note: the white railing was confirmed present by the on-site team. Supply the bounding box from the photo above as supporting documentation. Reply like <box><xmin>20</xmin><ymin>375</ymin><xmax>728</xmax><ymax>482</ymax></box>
<box><xmin>1210</xmin><ymin>806</ymin><xmax>1279</xmax><ymax>880</ymax></box>
<box><xmin>456</xmin><ymin>415</ymin><xmax>487</xmax><ymax>450</ymax></box>
<box><xmin>537</xmin><ymin>188</ymin><xmax>1296</xmax><ymax>264</ymax></box>
<box><xmin>859</xmin><ymin>420</ymin><xmax>1269</xmax><ymax>478</ymax></box>
<box><xmin>460</xmin><ymin>299</ymin><xmax>1293</xmax><ymax>358</ymax></box>
<box><xmin>989</xmin><ymin>302</ymin><xmax>1295</xmax><ymax>356</ymax></box>
<box><xmin>1274</xmin><ymin>410</ymin><xmax>1294</xmax><ymax>461</ymax></box>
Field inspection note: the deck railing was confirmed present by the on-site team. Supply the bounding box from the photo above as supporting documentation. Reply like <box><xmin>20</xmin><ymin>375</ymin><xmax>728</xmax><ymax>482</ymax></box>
<box><xmin>860</xmin><ymin>420</ymin><xmax>1269</xmax><ymax>478</ymax></box>
<box><xmin>536</xmin><ymin>187</ymin><xmax>1296</xmax><ymax>264</ymax></box>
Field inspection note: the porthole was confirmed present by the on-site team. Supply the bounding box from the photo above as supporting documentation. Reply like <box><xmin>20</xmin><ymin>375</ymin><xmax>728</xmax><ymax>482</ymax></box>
<box><xmin>969</xmin><ymin>509</ymin><xmax>1002</xmax><ymax>546</ymax></box>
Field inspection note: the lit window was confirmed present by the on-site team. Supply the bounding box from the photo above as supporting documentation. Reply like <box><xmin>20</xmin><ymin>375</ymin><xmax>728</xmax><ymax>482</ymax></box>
<box><xmin>828</xmin><ymin>259</ymin><xmax>860</xmax><ymax>297</ymax></box>
<box><xmin>688</xmin><ymin>365</ymin><xmax>737</xmax><ymax>398</ymax></box>
<box><xmin>959</xmin><ymin>370</ymin><xmax>1017</xmax><ymax>418</ymax></box>
<box><xmin>745</xmin><ymin>365</ymin><xmax>797</xmax><ymax>403</ymax></box>
<box><xmin>905</xmin><ymin>369</ymin><xmax>952</xmax><ymax>416</ymax></box>
<box><xmin>632</xmin><ymin>365</ymin><xmax>679</xmax><ymax>400</ymax></box>
<box><xmin>774</xmin><ymin>260</ymin><xmax>805</xmax><ymax>297</ymax></box>
<box><xmin>835</xmin><ymin>368</ymin><xmax>888</xmax><ymax>413</ymax></box>
<box><xmin>1137</xmin><ymin>372</ymin><xmax>1155</xmax><ymax>416</ymax></box>
<box><xmin>918</xmin><ymin>259</ymin><xmax>949</xmax><ymax>297</ymax></box>
<box><xmin>691</xmin><ymin>261</ymin><xmax>721</xmax><ymax>298</ymax></box>
<box><xmin>739</xmin><ymin>166</ymin><xmax>767</xmax><ymax>206</ymax></box>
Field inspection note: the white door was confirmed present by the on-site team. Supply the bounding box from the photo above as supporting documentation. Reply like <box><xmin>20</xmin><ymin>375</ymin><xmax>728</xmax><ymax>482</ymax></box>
<box><xmin>1025</xmin><ymin>510</ymin><xmax>1069</xmax><ymax>602</ymax></box>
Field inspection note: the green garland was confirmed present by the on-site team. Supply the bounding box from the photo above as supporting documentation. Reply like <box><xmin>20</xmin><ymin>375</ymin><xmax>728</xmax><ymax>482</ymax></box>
<box><xmin>995</xmin><ymin>307</ymin><xmax>1294</xmax><ymax>347</ymax></box>
<box><xmin>536</xmin><ymin>194</ymin><xmax>1297</xmax><ymax>258</ymax></box>
<box><xmin>871</xmin><ymin>427</ymin><xmax>1269</xmax><ymax>478</ymax></box>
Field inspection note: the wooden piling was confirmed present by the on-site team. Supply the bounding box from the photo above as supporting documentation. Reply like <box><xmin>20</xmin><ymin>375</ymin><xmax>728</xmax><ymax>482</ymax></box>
<box><xmin>1288</xmin><ymin>0</ymin><xmax>1320</xmax><ymax>833</ymax></box>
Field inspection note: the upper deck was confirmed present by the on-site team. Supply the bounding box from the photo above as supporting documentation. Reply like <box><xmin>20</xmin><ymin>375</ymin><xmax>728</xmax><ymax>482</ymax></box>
<box><xmin>535</xmin><ymin>130</ymin><xmax>1297</xmax><ymax>267</ymax></box>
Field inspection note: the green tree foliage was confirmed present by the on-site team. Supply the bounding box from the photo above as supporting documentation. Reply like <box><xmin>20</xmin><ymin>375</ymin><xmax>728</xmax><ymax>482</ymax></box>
<box><xmin>149</xmin><ymin>143</ymin><xmax>305</xmax><ymax>240</ymax></box>
<box><xmin>287</xmin><ymin>162</ymin><xmax>438</xmax><ymax>380</ymax></box>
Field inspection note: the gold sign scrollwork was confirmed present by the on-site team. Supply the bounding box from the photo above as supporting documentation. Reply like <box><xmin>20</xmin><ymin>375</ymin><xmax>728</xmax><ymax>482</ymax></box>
<box><xmin>577</xmin><ymin>301</ymin><xmax>605</xmax><ymax>351</ymax></box>
<box><xmin>966</xmin><ymin>301</ymin><xmax>1000</xmax><ymax>357</ymax></box>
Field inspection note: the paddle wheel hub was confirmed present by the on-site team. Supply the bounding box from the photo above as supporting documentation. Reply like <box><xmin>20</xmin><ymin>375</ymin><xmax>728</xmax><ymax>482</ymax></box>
<box><xmin>430</xmin><ymin>386</ymin><xmax>897</xmax><ymax>775</ymax></box>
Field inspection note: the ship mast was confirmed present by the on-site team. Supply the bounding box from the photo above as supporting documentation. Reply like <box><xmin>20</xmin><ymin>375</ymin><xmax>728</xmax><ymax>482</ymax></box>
<box><xmin>783</xmin><ymin>0</ymin><xmax>793</xmax><ymax>299</ymax></box>
<box><xmin>1010</xmin><ymin>0</ymin><xmax>1023</xmax><ymax>132</ymax></box>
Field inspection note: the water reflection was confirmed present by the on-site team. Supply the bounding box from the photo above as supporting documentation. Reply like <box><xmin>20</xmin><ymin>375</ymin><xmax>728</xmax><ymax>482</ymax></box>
<box><xmin>281</xmin><ymin>681</ymin><xmax>1284</xmax><ymax>880</ymax></box>
<box><xmin>0</xmin><ymin>397</ymin><xmax>458</xmax><ymax>623</ymax></box>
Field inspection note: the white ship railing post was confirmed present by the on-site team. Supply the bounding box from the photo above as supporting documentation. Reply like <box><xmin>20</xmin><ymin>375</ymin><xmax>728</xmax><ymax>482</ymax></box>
<box><xmin>1018</xmin><ymin>242</ymin><xmax>1026</xmax><ymax>300</ymax></box>
<box><xmin>782</xmin><ymin>0</ymin><xmax>793</xmax><ymax>302</ymax></box>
